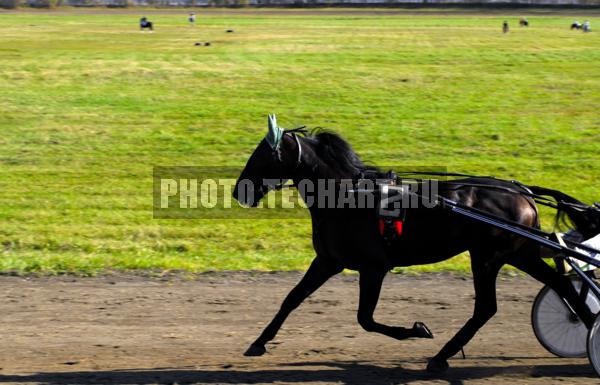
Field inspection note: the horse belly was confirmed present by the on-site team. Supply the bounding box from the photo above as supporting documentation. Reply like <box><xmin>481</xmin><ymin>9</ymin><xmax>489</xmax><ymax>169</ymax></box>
<box><xmin>312</xmin><ymin>218</ymin><xmax>390</xmax><ymax>270</ymax></box>
<box><xmin>389</xmin><ymin>214</ymin><xmax>471</xmax><ymax>266</ymax></box>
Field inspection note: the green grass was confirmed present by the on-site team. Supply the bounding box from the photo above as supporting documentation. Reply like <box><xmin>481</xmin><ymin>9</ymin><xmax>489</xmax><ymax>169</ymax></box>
<box><xmin>0</xmin><ymin>9</ymin><xmax>599</xmax><ymax>274</ymax></box>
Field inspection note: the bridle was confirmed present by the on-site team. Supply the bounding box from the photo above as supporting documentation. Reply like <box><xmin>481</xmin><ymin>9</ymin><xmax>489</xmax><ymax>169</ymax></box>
<box><xmin>271</xmin><ymin>131</ymin><xmax>303</xmax><ymax>191</ymax></box>
<box><xmin>289</xmin><ymin>132</ymin><xmax>303</xmax><ymax>168</ymax></box>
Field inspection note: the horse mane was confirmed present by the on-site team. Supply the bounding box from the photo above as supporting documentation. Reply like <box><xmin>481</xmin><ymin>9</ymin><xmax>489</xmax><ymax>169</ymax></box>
<box><xmin>285</xmin><ymin>127</ymin><xmax>378</xmax><ymax>178</ymax></box>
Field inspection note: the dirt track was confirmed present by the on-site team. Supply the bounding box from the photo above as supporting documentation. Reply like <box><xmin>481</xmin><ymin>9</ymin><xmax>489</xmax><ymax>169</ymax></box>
<box><xmin>0</xmin><ymin>272</ymin><xmax>597</xmax><ymax>384</ymax></box>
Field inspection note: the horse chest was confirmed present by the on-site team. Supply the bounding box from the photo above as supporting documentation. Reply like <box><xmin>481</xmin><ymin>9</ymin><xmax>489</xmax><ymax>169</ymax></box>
<box><xmin>312</xmin><ymin>218</ymin><xmax>391</xmax><ymax>270</ymax></box>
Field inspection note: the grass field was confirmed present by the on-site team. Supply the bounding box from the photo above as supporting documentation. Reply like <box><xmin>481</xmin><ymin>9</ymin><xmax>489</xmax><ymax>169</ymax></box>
<box><xmin>1</xmin><ymin>9</ymin><xmax>599</xmax><ymax>274</ymax></box>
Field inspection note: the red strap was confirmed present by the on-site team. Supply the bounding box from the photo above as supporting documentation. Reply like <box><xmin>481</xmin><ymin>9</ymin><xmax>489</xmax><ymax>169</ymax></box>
<box><xmin>394</xmin><ymin>220</ymin><xmax>403</xmax><ymax>236</ymax></box>
<box><xmin>378</xmin><ymin>219</ymin><xmax>403</xmax><ymax>236</ymax></box>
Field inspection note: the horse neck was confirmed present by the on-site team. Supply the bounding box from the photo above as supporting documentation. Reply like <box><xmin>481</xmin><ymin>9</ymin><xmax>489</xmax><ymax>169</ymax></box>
<box><xmin>291</xmin><ymin>154</ymin><xmax>359</xmax><ymax>185</ymax></box>
<box><xmin>293</xmin><ymin>137</ymin><xmax>361</xmax><ymax>180</ymax></box>
<box><xmin>291</xmin><ymin>149</ymin><xmax>362</xmax><ymax>220</ymax></box>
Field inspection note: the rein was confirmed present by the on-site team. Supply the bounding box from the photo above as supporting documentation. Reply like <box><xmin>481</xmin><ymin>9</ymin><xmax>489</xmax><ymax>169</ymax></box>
<box><xmin>271</xmin><ymin>170</ymin><xmax>588</xmax><ymax>213</ymax></box>
<box><xmin>263</xmin><ymin>124</ymin><xmax>595</xmax><ymax>213</ymax></box>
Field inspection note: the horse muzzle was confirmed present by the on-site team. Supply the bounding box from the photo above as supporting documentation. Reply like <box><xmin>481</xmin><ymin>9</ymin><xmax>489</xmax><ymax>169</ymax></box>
<box><xmin>233</xmin><ymin>182</ymin><xmax>266</xmax><ymax>208</ymax></box>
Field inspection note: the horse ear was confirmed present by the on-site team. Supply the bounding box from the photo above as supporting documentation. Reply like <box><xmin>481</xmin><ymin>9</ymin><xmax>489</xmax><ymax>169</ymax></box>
<box><xmin>265</xmin><ymin>114</ymin><xmax>284</xmax><ymax>150</ymax></box>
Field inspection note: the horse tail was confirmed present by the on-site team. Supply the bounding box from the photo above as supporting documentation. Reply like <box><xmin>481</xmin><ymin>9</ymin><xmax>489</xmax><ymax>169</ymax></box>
<box><xmin>526</xmin><ymin>185</ymin><xmax>599</xmax><ymax>238</ymax></box>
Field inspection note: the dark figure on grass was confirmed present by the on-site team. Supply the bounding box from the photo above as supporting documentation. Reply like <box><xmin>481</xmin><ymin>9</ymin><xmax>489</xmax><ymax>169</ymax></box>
<box><xmin>571</xmin><ymin>21</ymin><xmax>582</xmax><ymax>30</ymax></box>
<box><xmin>503</xmin><ymin>21</ymin><xmax>509</xmax><ymax>33</ymax></box>
<box><xmin>140</xmin><ymin>16</ymin><xmax>153</xmax><ymax>32</ymax></box>
<box><xmin>233</xmin><ymin>115</ymin><xmax>597</xmax><ymax>373</ymax></box>
<box><xmin>189</xmin><ymin>13</ymin><xmax>196</xmax><ymax>26</ymax></box>
<box><xmin>519</xmin><ymin>18</ymin><xmax>529</xmax><ymax>27</ymax></box>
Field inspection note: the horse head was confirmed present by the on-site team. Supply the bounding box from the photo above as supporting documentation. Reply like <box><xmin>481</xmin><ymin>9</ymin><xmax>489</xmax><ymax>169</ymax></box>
<box><xmin>233</xmin><ymin>115</ymin><xmax>303</xmax><ymax>207</ymax></box>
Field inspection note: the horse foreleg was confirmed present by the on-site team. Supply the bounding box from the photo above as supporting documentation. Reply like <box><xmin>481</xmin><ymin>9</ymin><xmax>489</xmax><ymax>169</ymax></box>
<box><xmin>357</xmin><ymin>268</ymin><xmax>433</xmax><ymax>340</ymax></box>
<box><xmin>427</xmin><ymin>255</ymin><xmax>503</xmax><ymax>373</ymax></box>
<box><xmin>244</xmin><ymin>255</ymin><xmax>342</xmax><ymax>356</ymax></box>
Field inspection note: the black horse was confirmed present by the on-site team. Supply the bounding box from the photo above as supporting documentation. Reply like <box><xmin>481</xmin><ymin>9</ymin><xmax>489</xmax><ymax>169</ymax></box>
<box><xmin>233</xmin><ymin>117</ymin><xmax>596</xmax><ymax>373</ymax></box>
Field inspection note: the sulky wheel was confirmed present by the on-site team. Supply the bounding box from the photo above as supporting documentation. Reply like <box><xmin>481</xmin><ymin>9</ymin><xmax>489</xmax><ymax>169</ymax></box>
<box><xmin>588</xmin><ymin>314</ymin><xmax>600</xmax><ymax>377</ymax></box>
<box><xmin>531</xmin><ymin>277</ymin><xmax>600</xmax><ymax>358</ymax></box>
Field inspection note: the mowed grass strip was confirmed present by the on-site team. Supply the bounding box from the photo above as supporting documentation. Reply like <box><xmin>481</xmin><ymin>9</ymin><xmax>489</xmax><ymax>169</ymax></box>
<box><xmin>0</xmin><ymin>11</ymin><xmax>599</xmax><ymax>274</ymax></box>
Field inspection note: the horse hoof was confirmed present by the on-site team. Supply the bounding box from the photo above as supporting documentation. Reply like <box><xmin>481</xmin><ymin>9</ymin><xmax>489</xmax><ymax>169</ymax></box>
<box><xmin>426</xmin><ymin>358</ymin><xmax>449</xmax><ymax>373</ymax></box>
<box><xmin>244</xmin><ymin>344</ymin><xmax>266</xmax><ymax>357</ymax></box>
<box><xmin>413</xmin><ymin>322</ymin><xmax>434</xmax><ymax>339</ymax></box>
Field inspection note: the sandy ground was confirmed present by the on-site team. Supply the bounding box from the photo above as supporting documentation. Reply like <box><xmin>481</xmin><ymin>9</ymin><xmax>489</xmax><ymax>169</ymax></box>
<box><xmin>0</xmin><ymin>272</ymin><xmax>597</xmax><ymax>384</ymax></box>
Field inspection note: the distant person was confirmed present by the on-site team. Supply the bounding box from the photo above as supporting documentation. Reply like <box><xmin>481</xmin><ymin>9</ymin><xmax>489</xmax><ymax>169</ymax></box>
<box><xmin>519</xmin><ymin>18</ymin><xmax>529</xmax><ymax>27</ymax></box>
<box><xmin>503</xmin><ymin>21</ymin><xmax>509</xmax><ymax>34</ymax></box>
<box><xmin>583</xmin><ymin>20</ymin><xmax>591</xmax><ymax>32</ymax></box>
<box><xmin>140</xmin><ymin>16</ymin><xmax>153</xmax><ymax>32</ymax></box>
<box><xmin>571</xmin><ymin>21</ymin><xmax>582</xmax><ymax>30</ymax></box>
<box><xmin>189</xmin><ymin>13</ymin><xmax>196</xmax><ymax>26</ymax></box>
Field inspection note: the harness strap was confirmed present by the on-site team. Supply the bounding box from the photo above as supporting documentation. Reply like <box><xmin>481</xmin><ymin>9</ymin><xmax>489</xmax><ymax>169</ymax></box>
<box><xmin>271</xmin><ymin>132</ymin><xmax>302</xmax><ymax>191</ymax></box>
<box><xmin>292</xmin><ymin>133</ymin><xmax>302</xmax><ymax>167</ymax></box>
<box><xmin>379</xmin><ymin>219</ymin><xmax>404</xmax><ymax>245</ymax></box>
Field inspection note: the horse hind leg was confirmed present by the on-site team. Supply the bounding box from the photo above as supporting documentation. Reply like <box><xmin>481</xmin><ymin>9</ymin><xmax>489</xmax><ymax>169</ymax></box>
<box><xmin>427</xmin><ymin>250</ymin><xmax>504</xmax><ymax>373</ymax></box>
<box><xmin>244</xmin><ymin>255</ymin><xmax>342</xmax><ymax>356</ymax></box>
<box><xmin>357</xmin><ymin>268</ymin><xmax>433</xmax><ymax>340</ymax></box>
<box><xmin>509</xmin><ymin>250</ymin><xmax>595</xmax><ymax>327</ymax></box>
